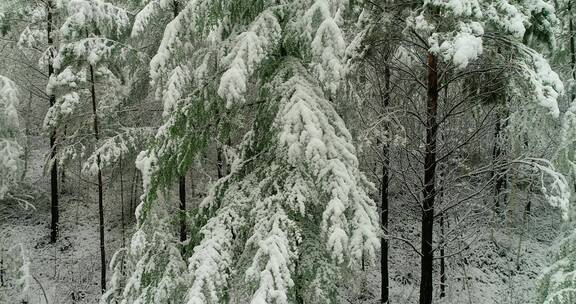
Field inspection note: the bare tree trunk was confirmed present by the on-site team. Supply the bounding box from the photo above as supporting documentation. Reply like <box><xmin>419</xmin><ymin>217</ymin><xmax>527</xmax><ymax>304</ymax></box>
<box><xmin>179</xmin><ymin>176</ymin><xmax>187</xmax><ymax>243</ymax></box>
<box><xmin>516</xmin><ymin>190</ymin><xmax>531</xmax><ymax>270</ymax></box>
<box><xmin>217</xmin><ymin>145</ymin><xmax>225</xmax><ymax>179</ymax></box>
<box><xmin>380</xmin><ymin>53</ymin><xmax>391</xmax><ymax>304</ymax></box>
<box><xmin>419</xmin><ymin>52</ymin><xmax>439</xmax><ymax>304</ymax></box>
<box><xmin>492</xmin><ymin>110</ymin><xmax>502</xmax><ymax>210</ymax></box>
<box><xmin>21</xmin><ymin>92</ymin><xmax>32</xmax><ymax>181</ymax></box>
<box><xmin>571</xmin><ymin>0</ymin><xmax>576</xmax><ymax>103</ymax></box>
<box><xmin>438</xmin><ymin>132</ymin><xmax>446</xmax><ymax>299</ymax></box>
<box><xmin>0</xmin><ymin>256</ymin><xmax>4</xmax><ymax>287</ymax></box>
<box><xmin>120</xmin><ymin>156</ymin><xmax>125</xmax><ymax>249</ymax></box>
<box><xmin>439</xmin><ymin>212</ymin><xmax>446</xmax><ymax>298</ymax></box>
<box><xmin>47</xmin><ymin>0</ymin><xmax>60</xmax><ymax>244</ymax></box>
<box><xmin>61</xmin><ymin>124</ymin><xmax>67</xmax><ymax>189</ymax></box>
<box><xmin>525</xmin><ymin>187</ymin><xmax>531</xmax><ymax>214</ymax></box>
<box><xmin>129</xmin><ymin>168</ymin><xmax>137</xmax><ymax>220</ymax></box>
<box><xmin>89</xmin><ymin>64</ymin><xmax>106</xmax><ymax>293</ymax></box>
<box><xmin>171</xmin><ymin>0</ymin><xmax>187</xmax><ymax>246</ymax></box>
<box><xmin>492</xmin><ymin>106</ymin><xmax>509</xmax><ymax>213</ymax></box>
<box><xmin>570</xmin><ymin>0</ymin><xmax>576</xmax><ymax>204</ymax></box>
<box><xmin>119</xmin><ymin>156</ymin><xmax>126</xmax><ymax>278</ymax></box>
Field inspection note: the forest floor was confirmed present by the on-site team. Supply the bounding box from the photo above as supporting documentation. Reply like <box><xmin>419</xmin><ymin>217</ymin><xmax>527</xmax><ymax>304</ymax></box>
<box><xmin>1</xmin><ymin>136</ymin><xmax>128</xmax><ymax>304</ymax></box>
<box><xmin>0</xmin><ymin>137</ymin><xmax>565</xmax><ymax>304</ymax></box>
<box><xmin>343</xmin><ymin>192</ymin><xmax>562</xmax><ymax>304</ymax></box>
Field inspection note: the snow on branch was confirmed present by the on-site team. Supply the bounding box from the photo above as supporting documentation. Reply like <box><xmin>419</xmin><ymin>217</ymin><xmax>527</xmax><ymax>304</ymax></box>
<box><xmin>59</xmin><ymin>0</ymin><xmax>129</xmax><ymax>40</ymax></box>
<box><xmin>0</xmin><ymin>76</ymin><xmax>22</xmax><ymax>200</ymax></box>
<box><xmin>186</xmin><ymin>198</ymin><xmax>247</xmax><ymax>304</ymax></box>
<box><xmin>517</xmin><ymin>158</ymin><xmax>570</xmax><ymax>219</ymax></box>
<box><xmin>83</xmin><ymin>127</ymin><xmax>155</xmax><ymax>176</ymax></box>
<box><xmin>519</xmin><ymin>51</ymin><xmax>564</xmax><ymax>118</ymax></box>
<box><xmin>274</xmin><ymin>62</ymin><xmax>380</xmax><ymax>263</ymax></box>
<box><xmin>217</xmin><ymin>10</ymin><xmax>281</xmax><ymax>107</ymax></box>
<box><xmin>132</xmin><ymin>0</ymin><xmax>172</xmax><ymax>38</ymax></box>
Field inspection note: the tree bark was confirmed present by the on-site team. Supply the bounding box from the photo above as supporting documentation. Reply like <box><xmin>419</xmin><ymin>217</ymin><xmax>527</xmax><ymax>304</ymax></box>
<box><xmin>1</xmin><ymin>256</ymin><xmax>4</xmax><ymax>286</ymax></box>
<box><xmin>438</xmin><ymin>131</ymin><xmax>446</xmax><ymax>299</ymax></box>
<box><xmin>570</xmin><ymin>0</ymin><xmax>576</xmax><ymax>103</ymax></box>
<box><xmin>119</xmin><ymin>156</ymin><xmax>126</xmax><ymax>278</ymax></box>
<box><xmin>439</xmin><ymin>212</ymin><xmax>446</xmax><ymax>298</ymax></box>
<box><xmin>217</xmin><ymin>146</ymin><xmax>224</xmax><ymax>179</ymax></box>
<box><xmin>492</xmin><ymin>110</ymin><xmax>503</xmax><ymax>210</ymax></box>
<box><xmin>89</xmin><ymin>64</ymin><xmax>106</xmax><ymax>293</ymax></box>
<box><xmin>171</xmin><ymin>0</ymin><xmax>187</xmax><ymax>246</ymax></box>
<box><xmin>61</xmin><ymin>125</ymin><xmax>67</xmax><ymax>189</ymax></box>
<box><xmin>179</xmin><ymin>176</ymin><xmax>187</xmax><ymax>243</ymax></box>
<box><xmin>129</xmin><ymin>168</ymin><xmax>139</xmax><ymax>220</ymax></box>
<box><xmin>419</xmin><ymin>52</ymin><xmax>439</xmax><ymax>304</ymax></box>
<box><xmin>47</xmin><ymin>0</ymin><xmax>60</xmax><ymax>244</ymax></box>
<box><xmin>380</xmin><ymin>53</ymin><xmax>391</xmax><ymax>304</ymax></box>
<box><xmin>493</xmin><ymin>105</ymin><xmax>511</xmax><ymax>209</ymax></box>
<box><xmin>21</xmin><ymin>92</ymin><xmax>32</xmax><ymax>181</ymax></box>
<box><xmin>492</xmin><ymin>105</ymin><xmax>509</xmax><ymax>213</ymax></box>
<box><xmin>571</xmin><ymin>1</ymin><xmax>576</xmax><ymax>203</ymax></box>
<box><xmin>120</xmin><ymin>156</ymin><xmax>125</xmax><ymax>249</ymax></box>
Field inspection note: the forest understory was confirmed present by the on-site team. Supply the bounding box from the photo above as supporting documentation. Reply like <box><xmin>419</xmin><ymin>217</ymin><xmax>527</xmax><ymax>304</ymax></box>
<box><xmin>0</xmin><ymin>136</ymin><xmax>565</xmax><ymax>303</ymax></box>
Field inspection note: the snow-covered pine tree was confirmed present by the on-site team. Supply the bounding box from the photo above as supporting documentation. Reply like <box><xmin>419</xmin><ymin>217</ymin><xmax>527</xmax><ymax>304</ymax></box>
<box><xmin>131</xmin><ymin>0</ymin><xmax>180</xmax><ymax>41</ymax></box>
<box><xmin>537</xmin><ymin>143</ymin><xmax>576</xmax><ymax>303</ymax></box>
<box><xmin>0</xmin><ymin>76</ymin><xmax>23</xmax><ymax>201</ymax></box>
<box><xmin>409</xmin><ymin>0</ymin><xmax>563</xmax><ymax>115</ymax></box>
<box><xmin>397</xmin><ymin>1</ymin><xmax>565</xmax><ymax>303</ymax></box>
<box><xmin>538</xmin><ymin>115</ymin><xmax>576</xmax><ymax>301</ymax></box>
<box><xmin>0</xmin><ymin>243</ymin><xmax>33</xmax><ymax>303</ymax></box>
<box><xmin>537</xmin><ymin>2</ymin><xmax>576</xmax><ymax>299</ymax></box>
<box><xmin>129</xmin><ymin>0</ymin><xmax>192</xmax><ymax>248</ymax></box>
<box><xmin>106</xmin><ymin>0</ymin><xmax>381</xmax><ymax>303</ymax></box>
<box><xmin>0</xmin><ymin>74</ymin><xmax>33</xmax><ymax>304</ymax></box>
<box><xmin>44</xmin><ymin>0</ymin><xmax>151</xmax><ymax>292</ymax></box>
<box><xmin>0</xmin><ymin>0</ymin><xmax>64</xmax><ymax>242</ymax></box>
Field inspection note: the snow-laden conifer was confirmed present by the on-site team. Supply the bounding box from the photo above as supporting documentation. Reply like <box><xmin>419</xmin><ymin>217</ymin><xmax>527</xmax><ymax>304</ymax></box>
<box><xmin>410</xmin><ymin>0</ymin><xmax>564</xmax><ymax>116</ymax></box>
<box><xmin>109</xmin><ymin>0</ymin><xmax>381</xmax><ymax>303</ymax></box>
<box><xmin>0</xmin><ymin>76</ymin><xmax>23</xmax><ymax>200</ymax></box>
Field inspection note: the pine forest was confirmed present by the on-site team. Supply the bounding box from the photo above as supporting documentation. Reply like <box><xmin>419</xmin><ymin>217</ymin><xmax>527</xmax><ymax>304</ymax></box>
<box><xmin>2</xmin><ymin>0</ymin><xmax>576</xmax><ymax>303</ymax></box>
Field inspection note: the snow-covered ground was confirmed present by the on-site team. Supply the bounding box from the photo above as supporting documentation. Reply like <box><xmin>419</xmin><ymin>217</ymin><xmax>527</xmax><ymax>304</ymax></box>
<box><xmin>1</xmin><ymin>136</ymin><xmax>128</xmax><ymax>304</ymax></box>
<box><xmin>344</xmin><ymin>192</ymin><xmax>561</xmax><ymax>304</ymax></box>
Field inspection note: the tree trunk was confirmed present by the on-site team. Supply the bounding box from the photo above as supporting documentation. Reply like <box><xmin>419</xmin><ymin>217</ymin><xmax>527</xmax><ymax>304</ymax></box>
<box><xmin>61</xmin><ymin>125</ymin><xmax>67</xmax><ymax>189</ymax></box>
<box><xmin>179</xmin><ymin>176</ymin><xmax>187</xmax><ymax>243</ymax></box>
<box><xmin>129</xmin><ymin>168</ymin><xmax>137</xmax><ymax>220</ymax></box>
<box><xmin>492</xmin><ymin>110</ymin><xmax>502</xmax><ymax>210</ymax></box>
<box><xmin>120</xmin><ymin>156</ymin><xmax>126</xmax><ymax>278</ymax></box>
<box><xmin>571</xmin><ymin>0</ymin><xmax>576</xmax><ymax>103</ymax></box>
<box><xmin>570</xmin><ymin>1</ymin><xmax>576</xmax><ymax>204</ymax></box>
<box><xmin>120</xmin><ymin>156</ymin><xmax>125</xmax><ymax>249</ymax></box>
<box><xmin>439</xmin><ymin>212</ymin><xmax>446</xmax><ymax>298</ymax></box>
<box><xmin>419</xmin><ymin>52</ymin><xmax>439</xmax><ymax>304</ymax></box>
<box><xmin>21</xmin><ymin>92</ymin><xmax>32</xmax><ymax>181</ymax></box>
<box><xmin>171</xmin><ymin>0</ymin><xmax>187</xmax><ymax>246</ymax></box>
<box><xmin>217</xmin><ymin>145</ymin><xmax>225</xmax><ymax>179</ymax></box>
<box><xmin>89</xmin><ymin>64</ymin><xmax>106</xmax><ymax>293</ymax></box>
<box><xmin>492</xmin><ymin>105</ymin><xmax>510</xmax><ymax>210</ymax></box>
<box><xmin>380</xmin><ymin>54</ymin><xmax>391</xmax><ymax>304</ymax></box>
<box><xmin>47</xmin><ymin>0</ymin><xmax>60</xmax><ymax>244</ymax></box>
<box><xmin>1</xmin><ymin>256</ymin><xmax>4</xmax><ymax>287</ymax></box>
<box><xmin>492</xmin><ymin>105</ymin><xmax>509</xmax><ymax>213</ymax></box>
<box><xmin>438</xmin><ymin>131</ymin><xmax>446</xmax><ymax>299</ymax></box>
